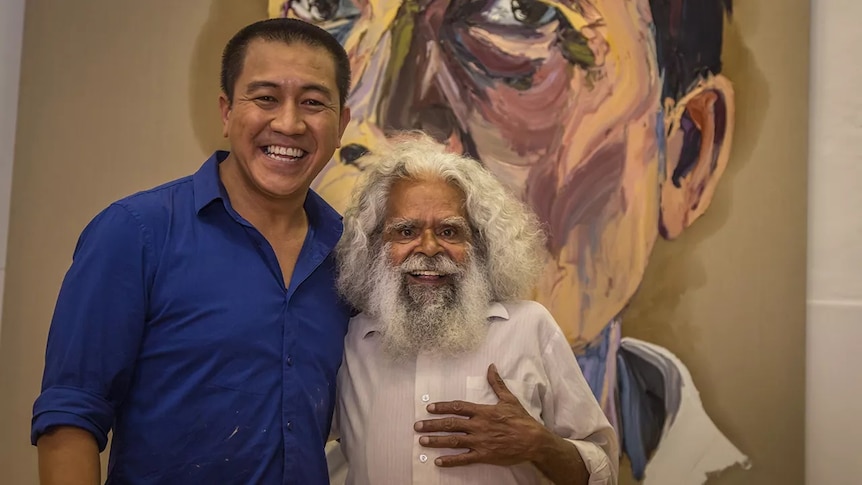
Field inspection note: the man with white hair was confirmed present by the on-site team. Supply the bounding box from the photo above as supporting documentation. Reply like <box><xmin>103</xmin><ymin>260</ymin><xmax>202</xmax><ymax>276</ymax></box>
<box><xmin>330</xmin><ymin>133</ymin><xmax>618</xmax><ymax>484</ymax></box>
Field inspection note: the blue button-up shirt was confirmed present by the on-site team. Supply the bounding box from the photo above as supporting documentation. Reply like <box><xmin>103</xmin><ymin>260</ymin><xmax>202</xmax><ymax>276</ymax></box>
<box><xmin>32</xmin><ymin>151</ymin><xmax>351</xmax><ymax>484</ymax></box>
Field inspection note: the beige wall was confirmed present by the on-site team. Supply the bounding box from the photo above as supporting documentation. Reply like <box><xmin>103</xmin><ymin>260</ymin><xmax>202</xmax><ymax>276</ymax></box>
<box><xmin>0</xmin><ymin>0</ymin><xmax>267</xmax><ymax>482</ymax></box>
<box><xmin>0</xmin><ymin>1</ymin><xmax>807</xmax><ymax>484</ymax></box>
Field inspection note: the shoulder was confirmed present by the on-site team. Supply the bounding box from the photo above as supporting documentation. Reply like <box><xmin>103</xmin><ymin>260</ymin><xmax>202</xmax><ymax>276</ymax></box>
<box><xmin>494</xmin><ymin>299</ymin><xmax>567</xmax><ymax>345</ymax></box>
<box><xmin>111</xmin><ymin>175</ymin><xmax>195</xmax><ymax>224</ymax></box>
<box><xmin>497</xmin><ymin>299</ymin><xmax>556</xmax><ymax>325</ymax></box>
<box><xmin>74</xmin><ymin>175</ymin><xmax>195</xmax><ymax>257</ymax></box>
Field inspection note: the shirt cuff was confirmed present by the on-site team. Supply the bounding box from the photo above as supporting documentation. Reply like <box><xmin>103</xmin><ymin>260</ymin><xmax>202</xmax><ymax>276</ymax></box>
<box><xmin>566</xmin><ymin>438</ymin><xmax>614</xmax><ymax>485</ymax></box>
<box><xmin>32</xmin><ymin>386</ymin><xmax>114</xmax><ymax>451</ymax></box>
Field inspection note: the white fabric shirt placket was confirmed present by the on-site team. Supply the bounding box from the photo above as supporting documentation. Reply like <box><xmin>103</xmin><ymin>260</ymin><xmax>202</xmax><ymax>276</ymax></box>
<box><xmin>412</xmin><ymin>350</ymin><xmax>441</xmax><ymax>485</ymax></box>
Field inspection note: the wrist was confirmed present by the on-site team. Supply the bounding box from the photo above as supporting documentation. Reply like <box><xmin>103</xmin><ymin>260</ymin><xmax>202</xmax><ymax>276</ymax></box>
<box><xmin>529</xmin><ymin>425</ymin><xmax>566</xmax><ymax>467</ymax></box>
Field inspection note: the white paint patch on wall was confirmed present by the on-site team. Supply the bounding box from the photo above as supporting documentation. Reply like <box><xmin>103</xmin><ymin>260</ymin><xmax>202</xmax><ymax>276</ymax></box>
<box><xmin>0</xmin><ymin>0</ymin><xmax>27</xmax><ymax>342</ymax></box>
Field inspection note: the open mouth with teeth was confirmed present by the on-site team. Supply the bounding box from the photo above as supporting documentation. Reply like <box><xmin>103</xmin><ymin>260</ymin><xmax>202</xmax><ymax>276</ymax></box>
<box><xmin>262</xmin><ymin>145</ymin><xmax>307</xmax><ymax>162</ymax></box>
<box><xmin>406</xmin><ymin>270</ymin><xmax>453</xmax><ymax>285</ymax></box>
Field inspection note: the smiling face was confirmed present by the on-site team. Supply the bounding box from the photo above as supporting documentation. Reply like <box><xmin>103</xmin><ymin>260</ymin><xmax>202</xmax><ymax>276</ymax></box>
<box><xmin>371</xmin><ymin>176</ymin><xmax>492</xmax><ymax>359</ymax></box>
<box><xmin>218</xmin><ymin>39</ymin><xmax>350</xmax><ymax>205</ymax></box>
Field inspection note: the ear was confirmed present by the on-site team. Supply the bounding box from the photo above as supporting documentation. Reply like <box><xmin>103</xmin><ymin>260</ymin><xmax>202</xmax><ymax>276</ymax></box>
<box><xmin>337</xmin><ymin>106</ymin><xmax>351</xmax><ymax>148</ymax></box>
<box><xmin>659</xmin><ymin>74</ymin><xmax>735</xmax><ymax>240</ymax></box>
<box><xmin>218</xmin><ymin>92</ymin><xmax>232</xmax><ymax>138</ymax></box>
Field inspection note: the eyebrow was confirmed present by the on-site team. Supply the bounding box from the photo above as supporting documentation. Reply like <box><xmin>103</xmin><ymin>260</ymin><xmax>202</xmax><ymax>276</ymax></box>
<box><xmin>439</xmin><ymin>217</ymin><xmax>471</xmax><ymax>233</ymax></box>
<box><xmin>244</xmin><ymin>80</ymin><xmax>281</xmax><ymax>93</ymax></box>
<box><xmin>244</xmin><ymin>80</ymin><xmax>335</xmax><ymax>100</ymax></box>
<box><xmin>384</xmin><ymin>217</ymin><xmax>471</xmax><ymax>233</ymax></box>
<box><xmin>384</xmin><ymin>219</ymin><xmax>417</xmax><ymax>233</ymax></box>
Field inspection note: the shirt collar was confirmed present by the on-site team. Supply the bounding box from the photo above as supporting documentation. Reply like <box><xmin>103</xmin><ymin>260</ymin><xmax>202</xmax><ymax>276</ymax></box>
<box><xmin>361</xmin><ymin>301</ymin><xmax>509</xmax><ymax>339</ymax></box>
<box><xmin>191</xmin><ymin>150</ymin><xmax>344</xmax><ymax>247</ymax></box>
<box><xmin>303</xmin><ymin>188</ymin><xmax>344</xmax><ymax>256</ymax></box>
<box><xmin>193</xmin><ymin>150</ymin><xmax>230</xmax><ymax>214</ymax></box>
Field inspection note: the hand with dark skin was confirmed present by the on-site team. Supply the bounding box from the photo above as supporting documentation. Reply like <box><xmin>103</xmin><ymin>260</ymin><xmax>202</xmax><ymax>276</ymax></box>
<box><xmin>413</xmin><ymin>364</ymin><xmax>590</xmax><ymax>485</ymax></box>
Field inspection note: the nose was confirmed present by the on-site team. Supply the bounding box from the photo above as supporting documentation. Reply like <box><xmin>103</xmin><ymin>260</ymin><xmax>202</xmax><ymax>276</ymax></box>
<box><xmin>270</xmin><ymin>104</ymin><xmax>306</xmax><ymax>135</ymax></box>
<box><xmin>339</xmin><ymin>144</ymin><xmax>369</xmax><ymax>165</ymax></box>
<box><xmin>416</xmin><ymin>230</ymin><xmax>443</xmax><ymax>257</ymax></box>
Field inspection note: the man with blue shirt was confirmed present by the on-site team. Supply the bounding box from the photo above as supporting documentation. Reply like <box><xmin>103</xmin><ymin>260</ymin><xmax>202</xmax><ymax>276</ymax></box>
<box><xmin>31</xmin><ymin>18</ymin><xmax>352</xmax><ymax>485</ymax></box>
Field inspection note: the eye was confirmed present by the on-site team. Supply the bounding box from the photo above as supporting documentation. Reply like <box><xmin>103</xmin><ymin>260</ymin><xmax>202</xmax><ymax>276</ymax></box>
<box><xmin>440</xmin><ymin>228</ymin><xmax>457</xmax><ymax>238</ymax></box>
<box><xmin>254</xmin><ymin>96</ymin><xmax>278</xmax><ymax>106</ymax></box>
<box><xmin>511</xmin><ymin>0</ymin><xmax>556</xmax><ymax>25</ymax></box>
<box><xmin>277</xmin><ymin>0</ymin><xmax>360</xmax><ymax>44</ymax></box>
<box><xmin>399</xmin><ymin>228</ymin><xmax>415</xmax><ymax>238</ymax></box>
<box><xmin>291</xmin><ymin>0</ymin><xmax>340</xmax><ymax>21</ymax></box>
<box><xmin>443</xmin><ymin>0</ymin><xmax>595</xmax><ymax>78</ymax></box>
<box><xmin>480</xmin><ymin>0</ymin><xmax>558</xmax><ymax>27</ymax></box>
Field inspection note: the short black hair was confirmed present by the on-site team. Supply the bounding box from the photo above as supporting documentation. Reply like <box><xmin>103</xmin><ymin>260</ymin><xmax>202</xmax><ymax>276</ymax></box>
<box><xmin>649</xmin><ymin>0</ymin><xmax>733</xmax><ymax>100</ymax></box>
<box><xmin>220</xmin><ymin>18</ymin><xmax>351</xmax><ymax>108</ymax></box>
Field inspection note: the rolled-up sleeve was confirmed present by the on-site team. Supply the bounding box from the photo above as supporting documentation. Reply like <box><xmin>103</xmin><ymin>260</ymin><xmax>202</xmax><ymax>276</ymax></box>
<box><xmin>540</xmin><ymin>319</ymin><xmax>620</xmax><ymax>484</ymax></box>
<box><xmin>32</xmin><ymin>203</ymin><xmax>152</xmax><ymax>451</ymax></box>
<box><xmin>567</xmin><ymin>437</ymin><xmax>615</xmax><ymax>484</ymax></box>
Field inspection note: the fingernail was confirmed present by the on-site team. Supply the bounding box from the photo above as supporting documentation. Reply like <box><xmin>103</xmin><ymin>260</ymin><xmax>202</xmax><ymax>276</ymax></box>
<box><xmin>427</xmin><ymin>403</ymin><xmax>436</xmax><ymax>412</ymax></box>
<box><xmin>419</xmin><ymin>436</ymin><xmax>429</xmax><ymax>445</ymax></box>
<box><xmin>435</xmin><ymin>458</ymin><xmax>442</xmax><ymax>466</ymax></box>
<box><xmin>414</xmin><ymin>421</ymin><xmax>423</xmax><ymax>431</ymax></box>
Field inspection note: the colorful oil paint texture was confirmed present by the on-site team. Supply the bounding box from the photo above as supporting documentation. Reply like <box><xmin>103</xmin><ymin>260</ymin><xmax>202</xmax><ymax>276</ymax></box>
<box><xmin>270</xmin><ymin>0</ymin><xmax>748</xmax><ymax>482</ymax></box>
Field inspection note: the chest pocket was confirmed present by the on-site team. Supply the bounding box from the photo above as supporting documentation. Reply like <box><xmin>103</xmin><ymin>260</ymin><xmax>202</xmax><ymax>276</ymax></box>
<box><xmin>465</xmin><ymin>376</ymin><xmax>542</xmax><ymax>422</ymax></box>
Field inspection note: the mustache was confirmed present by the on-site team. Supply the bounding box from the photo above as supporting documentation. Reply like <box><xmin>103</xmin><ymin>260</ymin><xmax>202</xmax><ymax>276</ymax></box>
<box><xmin>399</xmin><ymin>253</ymin><xmax>463</xmax><ymax>276</ymax></box>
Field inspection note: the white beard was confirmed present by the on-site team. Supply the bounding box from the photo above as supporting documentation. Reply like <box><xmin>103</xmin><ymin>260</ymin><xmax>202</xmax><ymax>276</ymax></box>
<box><xmin>366</xmin><ymin>247</ymin><xmax>492</xmax><ymax>362</ymax></box>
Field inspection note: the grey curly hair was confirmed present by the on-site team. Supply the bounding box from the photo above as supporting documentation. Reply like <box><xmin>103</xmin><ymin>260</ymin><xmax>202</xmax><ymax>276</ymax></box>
<box><xmin>335</xmin><ymin>132</ymin><xmax>549</xmax><ymax>311</ymax></box>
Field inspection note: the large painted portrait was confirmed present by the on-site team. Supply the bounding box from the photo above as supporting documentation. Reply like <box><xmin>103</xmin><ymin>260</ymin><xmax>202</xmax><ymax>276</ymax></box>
<box><xmin>268</xmin><ymin>0</ymin><xmax>746</xmax><ymax>482</ymax></box>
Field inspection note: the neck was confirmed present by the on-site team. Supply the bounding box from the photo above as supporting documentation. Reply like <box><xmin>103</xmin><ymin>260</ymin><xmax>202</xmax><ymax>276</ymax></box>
<box><xmin>219</xmin><ymin>155</ymin><xmax>308</xmax><ymax>235</ymax></box>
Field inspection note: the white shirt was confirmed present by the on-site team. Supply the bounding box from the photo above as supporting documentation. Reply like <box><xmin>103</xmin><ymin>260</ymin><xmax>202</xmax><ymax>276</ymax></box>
<box><xmin>332</xmin><ymin>300</ymin><xmax>619</xmax><ymax>485</ymax></box>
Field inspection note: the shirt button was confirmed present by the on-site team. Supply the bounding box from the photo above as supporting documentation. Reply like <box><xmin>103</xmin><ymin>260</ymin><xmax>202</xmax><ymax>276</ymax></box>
<box><xmin>287</xmin><ymin>421</ymin><xmax>293</xmax><ymax>431</ymax></box>
<box><xmin>421</xmin><ymin>394</ymin><xmax>430</xmax><ymax>402</ymax></box>
<box><xmin>287</xmin><ymin>356</ymin><xmax>293</xmax><ymax>366</ymax></box>
<box><xmin>419</xmin><ymin>454</ymin><xmax>428</xmax><ymax>463</ymax></box>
